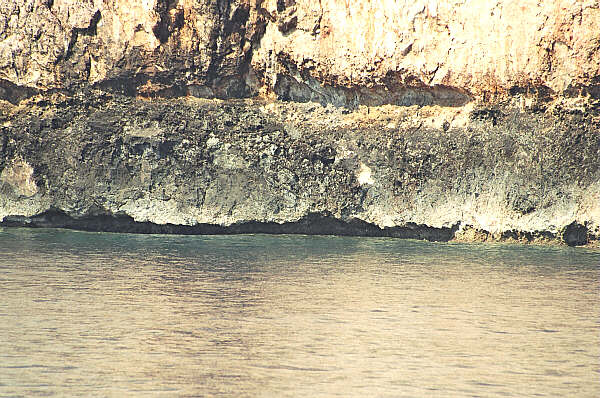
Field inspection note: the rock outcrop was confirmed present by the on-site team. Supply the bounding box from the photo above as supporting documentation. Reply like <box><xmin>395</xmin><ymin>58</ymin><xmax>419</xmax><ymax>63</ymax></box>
<box><xmin>0</xmin><ymin>0</ymin><xmax>599</xmax><ymax>246</ymax></box>
<box><xmin>1</xmin><ymin>92</ymin><xmax>598</xmax><ymax>245</ymax></box>
<box><xmin>0</xmin><ymin>0</ymin><xmax>268</xmax><ymax>98</ymax></box>
<box><xmin>2</xmin><ymin>0</ymin><xmax>598</xmax><ymax>102</ymax></box>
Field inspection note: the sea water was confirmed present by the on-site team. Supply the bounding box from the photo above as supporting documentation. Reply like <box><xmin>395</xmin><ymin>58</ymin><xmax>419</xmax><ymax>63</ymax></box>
<box><xmin>0</xmin><ymin>227</ymin><xmax>598</xmax><ymax>397</ymax></box>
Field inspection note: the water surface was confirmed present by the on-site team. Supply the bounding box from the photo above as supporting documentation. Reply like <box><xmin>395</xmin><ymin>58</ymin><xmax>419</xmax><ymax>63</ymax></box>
<box><xmin>0</xmin><ymin>228</ymin><xmax>598</xmax><ymax>397</ymax></box>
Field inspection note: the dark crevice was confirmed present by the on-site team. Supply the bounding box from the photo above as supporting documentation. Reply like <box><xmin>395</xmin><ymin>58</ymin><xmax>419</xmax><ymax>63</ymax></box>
<box><xmin>201</xmin><ymin>2</ymin><xmax>268</xmax><ymax>99</ymax></box>
<box><xmin>226</xmin><ymin>6</ymin><xmax>250</xmax><ymax>35</ymax></box>
<box><xmin>508</xmin><ymin>84</ymin><xmax>554</xmax><ymax>101</ymax></box>
<box><xmin>0</xmin><ymin>210</ymin><xmax>460</xmax><ymax>242</ymax></box>
<box><xmin>60</xmin><ymin>10</ymin><xmax>102</xmax><ymax>62</ymax></box>
<box><xmin>94</xmin><ymin>72</ymin><xmax>190</xmax><ymax>98</ymax></box>
<box><xmin>498</xmin><ymin>229</ymin><xmax>557</xmax><ymax>243</ymax></box>
<box><xmin>470</xmin><ymin>108</ymin><xmax>503</xmax><ymax>125</ymax></box>
<box><xmin>277</xmin><ymin>0</ymin><xmax>286</xmax><ymax>12</ymax></box>
<box><xmin>205</xmin><ymin>1</ymin><xmax>234</xmax><ymax>83</ymax></box>
<box><xmin>273</xmin><ymin>59</ymin><xmax>471</xmax><ymax>109</ymax></box>
<box><xmin>563</xmin><ymin>76</ymin><xmax>600</xmax><ymax>101</ymax></box>
<box><xmin>152</xmin><ymin>0</ymin><xmax>181</xmax><ymax>44</ymax></box>
<box><xmin>563</xmin><ymin>222</ymin><xmax>589</xmax><ymax>246</ymax></box>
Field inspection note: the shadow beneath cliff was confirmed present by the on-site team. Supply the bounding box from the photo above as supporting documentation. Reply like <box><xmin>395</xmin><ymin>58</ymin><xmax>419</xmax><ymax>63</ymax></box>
<box><xmin>91</xmin><ymin>63</ymin><xmax>471</xmax><ymax>109</ymax></box>
<box><xmin>1</xmin><ymin>210</ymin><xmax>459</xmax><ymax>242</ymax></box>
<box><xmin>272</xmin><ymin>63</ymin><xmax>471</xmax><ymax>109</ymax></box>
<box><xmin>274</xmin><ymin>75</ymin><xmax>471</xmax><ymax>109</ymax></box>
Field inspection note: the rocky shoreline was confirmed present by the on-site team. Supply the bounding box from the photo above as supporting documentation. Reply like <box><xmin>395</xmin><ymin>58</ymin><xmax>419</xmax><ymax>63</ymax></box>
<box><xmin>1</xmin><ymin>91</ymin><xmax>598</xmax><ymax>247</ymax></box>
<box><xmin>1</xmin><ymin>1</ymin><xmax>599</xmax><ymax>247</ymax></box>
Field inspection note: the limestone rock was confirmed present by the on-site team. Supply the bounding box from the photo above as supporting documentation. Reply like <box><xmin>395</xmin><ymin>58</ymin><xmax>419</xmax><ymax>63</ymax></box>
<box><xmin>253</xmin><ymin>0</ymin><xmax>600</xmax><ymax>104</ymax></box>
<box><xmin>0</xmin><ymin>160</ymin><xmax>38</xmax><ymax>197</ymax></box>
<box><xmin>0</xmin><ymin>93</ymin><xmax>598</xmax><ymax>246</ymax></box>
<box><xmin>1</xmin><ymin>0</ymin><xmax>598</xmax><ymax>102</ymax></box>
<box><xmin>0</xmin><ymin>1</ymin><xmax>599</xmax><ymax>246</ymax></box>
<box><xmin>0</xmin><ymin>0</ymin><xmax>267</xmax><ymax>97</ymax></box>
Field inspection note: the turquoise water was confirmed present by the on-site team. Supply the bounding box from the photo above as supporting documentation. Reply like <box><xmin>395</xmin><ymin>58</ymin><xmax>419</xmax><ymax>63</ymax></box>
<box><xmin>0</xmin><ymin>227</ymin><xmax>598</xmax><ymax>397</ymax></box>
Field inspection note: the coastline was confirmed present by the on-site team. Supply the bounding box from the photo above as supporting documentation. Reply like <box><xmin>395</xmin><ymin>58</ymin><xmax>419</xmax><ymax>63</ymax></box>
<box><xmin>1</xmin><ymin>93</ymin><xmax>598</xmax><ymax>247</ymax></box>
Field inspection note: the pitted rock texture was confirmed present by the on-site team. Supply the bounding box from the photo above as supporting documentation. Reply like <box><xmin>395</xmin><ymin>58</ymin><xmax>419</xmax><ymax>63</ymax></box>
<box><xmin>0</xmin><ymin>0</ymin><xmax>267</xmax><ymax>98</ymax></box>
<box><xmin>1</xmin><ymin>0</ymin><xmax>599</xmax><ymax>103</ymax></box>
<box><xmin>0</xmin><ymin>93</ymin><xmax>598</xmax><ymax>246</ymax></box>
<box><xmin>0</xmin><ymin>160</ymin><xmax>38</xmax><ymax>197</ymax></box>
<box><xmin>254</xmin><ymin>0</ymin><xmax>600</xmax><ymax>102</ymax></box>
<box><xmin>0</xmin><ymin>1</ymin><xmax>599</xmax><ymax>246</ymax></box>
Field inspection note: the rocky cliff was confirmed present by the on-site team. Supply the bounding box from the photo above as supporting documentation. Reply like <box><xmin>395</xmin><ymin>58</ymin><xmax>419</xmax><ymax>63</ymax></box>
<box><xmin>1</xmin><ymin>0</ymin><xmax>599</xmax><ymax>246</ymax></box>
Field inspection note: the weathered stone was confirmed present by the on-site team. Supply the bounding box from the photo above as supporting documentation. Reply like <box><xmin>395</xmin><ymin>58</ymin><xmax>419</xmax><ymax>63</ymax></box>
<box><xmin>0</xmin><ymin>1</ymin><xmax>598</xmax><ymax>246</ymax></box>
<box><xmin>0</xmin><ymin>0</ymin><xmax>268</xmax><ymax>97</ymax></box>
<box><xmin>0</xmin><ymin>93</ymin><xmax>598</xmax><ymax>246</ymax></box>
<box><xmin>0</xmin><ymin>160</ymin><xmax>38</xmax><ymax>197</ymax></box>
<box><xmin>1</xmin><ymin>0</ymin><xmax>598</xmax><ymax>102</ymax></box>
<box><xmin>257</xmin><ymin>0</ymin><xmax>600</xmax><ymax>104</ymax></box>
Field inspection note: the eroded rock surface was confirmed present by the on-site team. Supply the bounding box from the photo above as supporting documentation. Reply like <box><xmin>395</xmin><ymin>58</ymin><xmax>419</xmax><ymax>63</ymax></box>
<box><xmin>1</xmin><ymin>93</ymin><xmax>598</xmax><ymax>245</ymax></box>
<box><xmin>0</xmin><ymin>0</ymin><xmax>267</xmax><ymax>98</ymax></box>
<box><xmin>0</xmin><ymin>160</ymin><xmax>38</xmax><ymax>197</ymax></box>
<box><xmin>0</xmin><ymin>1</ymin><xmax>599</xmax><ymax>246</ymax></box>
<box><xmin>254</xmin><ymin>0</ymin><xmax>600</xmax><ymax>103</ymax></box>
<box><xmin>1</xmin><ymin>0</ymin><xmax>598</xmax><ymax>103</ymax></box>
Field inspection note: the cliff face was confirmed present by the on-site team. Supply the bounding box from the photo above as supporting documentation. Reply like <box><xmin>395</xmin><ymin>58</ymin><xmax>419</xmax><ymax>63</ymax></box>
<box><xmin>0</xmin><ymin>0</ymin><xmax>267</xmax><ymax>99</ymax></box>
<box><xmin>254</xmin><ymin>0</ymin><xmax>600</xmax><ymax>105</ymax></box>
<box><xmin>1</xmin><ymin>0</ymin><xmax>599</xmax><ymax>245</ymax></box>
<box><xmin>2</xmin><ymin>0</ymin><xmax>598</xmax><ymax>101</ymax></box>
